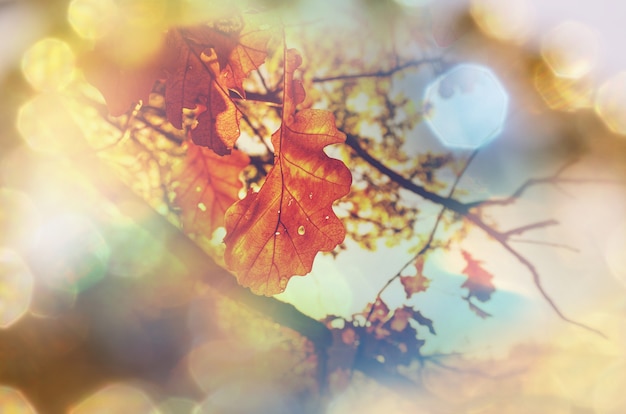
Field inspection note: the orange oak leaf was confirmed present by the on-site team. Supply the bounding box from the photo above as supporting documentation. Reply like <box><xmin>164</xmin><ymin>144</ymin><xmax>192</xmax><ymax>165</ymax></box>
<box><xmin>460</xmin><ymin>250</ymin><xmax>495</xmax><ymax>303</ymax></box>
<box><xmin>172</xmin><ymin>142</ymin><xmax>250</xmax><ymax>237</ymax></box>
<box><xmin>223</xmin><ymin>49</ymin><xmax>352</xmax><ymax>295</ymax></box>
<box><xmin>399</xmin><ymin>255</ymin><xmax>430</xmax><ymax>299</ymax></box>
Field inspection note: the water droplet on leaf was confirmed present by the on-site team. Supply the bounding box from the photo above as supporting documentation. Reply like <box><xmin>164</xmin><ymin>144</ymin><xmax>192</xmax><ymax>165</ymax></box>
<box><xmin>275</xmin><ymin>231</ymin><xmax>280</xmax><ymax>236</ymax></box>
<box><xmin>279</xmin><ymin>277</ymin><xmax>288</xmax><ymax>289</ymax></box>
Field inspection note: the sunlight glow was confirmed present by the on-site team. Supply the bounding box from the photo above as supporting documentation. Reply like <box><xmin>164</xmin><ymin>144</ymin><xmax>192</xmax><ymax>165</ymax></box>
<box><xmin>423</xmin><ymin>64</ymin><xmax>508</xmax><ymax>149</ymax></box>
<box><xmin>31</xmin><ymin>214</ymin><xmax>109</xmax><ymax>292</ymax></box>
<box><xmin>0</xmin><ymin>188</ymin><xmax>41</xmax><ymax>252</ymax></box>
<box><xmin>21</xmin><ymin>38</ymin><xmax>75</xmax><ymax>91</ymax></box>
<box><xmin>0</xmin><ymin>386</ymin><xmax>37</xmax><ymax>414</ymax></box>
<box><xmin>0</xmin><ymin>249</ymin><xmax>34</xmax><ymax>329</ymax></box>
<box><xmin>595</xmin><ymin>72</ymin><xmax>626</xmax><ymax>136</ymax></box>
<box><xmin>541</xmin><ymin>21</ymin><xmax>599</xmax><ymax>79</ymax></box>
<box><xmin>70</xmin><ymin>383</ymin><xmax>159</xmax><ymax>414</ymax></box>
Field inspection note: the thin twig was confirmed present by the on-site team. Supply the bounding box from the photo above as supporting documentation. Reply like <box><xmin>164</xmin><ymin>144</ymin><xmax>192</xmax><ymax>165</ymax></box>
<box><xmin>503</xmin><ymin>219</ymin><xmax>559</xmax><ymax>237</ymax></box>
<box><xmin>508</xmin><ymin>239</ymin><xmax>580</xmax><ymax>253</ymax></box>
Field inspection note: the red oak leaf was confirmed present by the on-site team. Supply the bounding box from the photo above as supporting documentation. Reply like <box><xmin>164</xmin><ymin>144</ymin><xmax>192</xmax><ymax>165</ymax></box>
<box><xmin>223</xmin><ymin>49</ymin><xmax>352</xmax><ymax>296</ymax></box>
<box><xmin>82</xmin><ymin>13</ymin><xmax>272</xmax><ymax>155</ymax></box>
<box><xmin>399</xmin><ymin>255</ymin><xmax>430</xmax><ymax>299</ymax></box>
<box><xmin>161</xmin><ymin>29</ymin><xmax>241</xmax><ymax>155</ymax></box>
<box><xmin>460</xmin><ymin>250</ymin><xmax>495</xmax><ymax>303</ymax></box>
<box><xmin>81</xmin><ymin>36</ymin><xmax>165</xmax><ymax>117</ymax></box>
<box><xmin>172</xmin><ymin>142</ymin><xmax>249</xmax><ymax>237</ymax></box>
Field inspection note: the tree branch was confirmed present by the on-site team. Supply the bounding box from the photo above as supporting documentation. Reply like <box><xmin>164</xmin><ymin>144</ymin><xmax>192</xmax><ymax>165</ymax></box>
<box><xmin>347</xmin><ymin>134</ymin><xmax>605</xmax><ymax>337</ymax></box>
<box><xmin>311</xmin><ymin>57</ymin><xmax>443</xmax><ymax>83</ymax></box>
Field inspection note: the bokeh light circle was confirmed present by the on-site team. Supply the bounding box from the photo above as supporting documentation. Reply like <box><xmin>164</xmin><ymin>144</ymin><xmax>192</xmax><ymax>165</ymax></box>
<box><xmin>605</xmin><ymin>220</ymin><xmax>626</xmax><ymax>287</ymax></box>
<box><xmin>423</xmin><ymin>64</ymin><xmax>508</xmax><ymax>149</ymax></box>
<box><xmin>67</xmin><ymin>0</ymin><xmax>119</xmax><ymax>40</ymax></box>
<box><xmin>70</xmin><ymin>383</ymin><xmax>158</xmax><ymax>414</ymax></box>
<box><xmin>541</xmin><ymin>21</ymin><xmax>599</xmax><ymax>79</ymax></box>
<box><xmin>0</xmin><ymin>386</ymin><xmax>37</xmax><ymax>413</ymax></box>
<box><xmin>470</xmin><ymin>0</ymin><xmax>534</xmax><ymax>44</ymax></box>
<box><xmin>595</xmin><ymin>72</ymin><xmax>626</xmax><ymax>136</ymax></box>
<box><xmin>0</xmin><ymin>249</ymin><xmax>34</xmax><ymax>329</ymax></box>
<box><xmin>21</xmin><ymin>38</ymin><xmax>75</xmax><ymax>91</ymax></box>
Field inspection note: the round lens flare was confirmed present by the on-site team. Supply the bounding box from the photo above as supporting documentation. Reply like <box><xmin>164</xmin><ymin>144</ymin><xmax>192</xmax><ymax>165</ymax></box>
<box><xmin>605</xmin><ymin>221</ymin><xmax>626</xmax><ymax>287</ymax></box>
<box><xmin>70</xmin><ymin>383</ymin><xmax>158</xmax><ymax>414</ymax></box>
<box><xmin>541</xmin><ymin>21</ymin><xmax>600</xmax><ymax>79</ymax></box>
<box><xmin>595</xmin><ymin>72</ymin><xmax>626</xmax><ymax>136</ymax></box>
<box><xmin>423</xmin><ymin>64</ymin><xmax>508</xmax><ymax>149</ymax></box>
<box><xmin>0</xmin><ymin>249</ymin><xmax>34</xmax><ymax>329</ymax></box>
<box><xmin>0</xmin><ymin>387</ymin><xmax>37</xmax><ymax>413</ymax></box>
<box><xmin>21</xmin><ymin>38</ymin><xmax>75</xmax><ymax>92</ymax></box>
<box><xmin>17</xmin><ymin>94</ymin><xmax>84</xmax><ymax>153</ymax></box>
<box><xmin>471</xmin><ymin>0</ymin><xmax>534</xmax><ymax>43</ymax></box>
<box><xmin>67</xmin><ymin>0</ymin><xmax>119</xmax><ymax>39</ymax></box>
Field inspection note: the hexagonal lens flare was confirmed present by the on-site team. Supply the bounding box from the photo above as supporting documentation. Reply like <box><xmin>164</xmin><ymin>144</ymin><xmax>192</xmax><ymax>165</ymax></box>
<box><xmin>423</xmin><ymin>64</ymin><xmax>509</xmax><ymax>149</ymax></box>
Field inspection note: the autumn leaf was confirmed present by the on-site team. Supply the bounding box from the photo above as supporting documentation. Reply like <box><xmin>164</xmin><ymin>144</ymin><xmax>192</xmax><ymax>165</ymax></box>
<box><xmin>162</xmin><ymin>18</ymin><xmax>271</xmax><ymax>155</ymax></box>
<box><xmin>409</xmin><ymin>308</ymin><xmax>436</xmax><ymax>335</ymax></box>
<box><xmin>81</xmin><ymin>36</ymin><xmax>165</xmax><ymax>117</ymax></box>
<box><xmin>223</xmin><ymin>49</ymin><xmax>352</xmax><ymax>296</ymax></box>
<box><xmin>466</xmin><ymin>299</ymin><xmax>492</xmax><ymax>319</ymax></box>
<box><xmin>172</xmin><ymin>142</ymin><xmax>249</xmax><ymax>237</ymax></box>
<box><xmin>82</xmin><ymin>12</ymin><xmax>272</xmax><ymax>155</ymax></box>
<box><xmin>399</xmin><ymin>255</ymin><xmax>430</xmax><ymax>299</ymax></box>
<box><xmin>460</xmin><ymin>250</ymin><xmax>495</xmax><ymax>303</ymax></box>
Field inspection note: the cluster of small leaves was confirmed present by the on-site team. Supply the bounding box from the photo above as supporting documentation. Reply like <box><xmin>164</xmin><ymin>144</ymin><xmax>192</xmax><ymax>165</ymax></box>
<box><xmin>460</xmin><ymin>250</ymin><xmax>496</xmax><ymax>318</ymax></box>
<box><xmin>324</xmin><ymin>299</ymin><xmax>435</xmax><ymax>377</ymax></box>
<box><xmin>82</xmin><ymin>9</ymin><xmax>352</xmax><ymax>296</ymax></box>
<box><xmin>322</xmin><ymin>255</ymin><xmax>436</xmax><ymax>381</ymax></box>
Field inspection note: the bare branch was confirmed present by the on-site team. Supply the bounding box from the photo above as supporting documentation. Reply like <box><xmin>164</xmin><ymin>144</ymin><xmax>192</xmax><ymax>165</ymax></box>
<box><xmin>311</xmin><ymin>57</ymin><xmax>443</xmax><ymax>83</ymax></box>
<box><xmin>508</xmin><ymin>239</ymin><xmax>580</xmax><ymax>253</ymax></box>
<box><xmin>503</xmin><ymin>219</ymin><xmax>559</xmax><ymax>237</ymax></box>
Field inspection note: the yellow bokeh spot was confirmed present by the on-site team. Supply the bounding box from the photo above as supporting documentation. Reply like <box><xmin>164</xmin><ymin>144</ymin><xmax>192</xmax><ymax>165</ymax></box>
<box><xmin>533</xmin><ymin>62</ymin><xmax>593</xmax><ymax>112</ymax></box>
<box><xmin>67</xmin><ymin>0</ymin><xmax>119</xmax><ymax>39</ymax></box>
<box><xmin>70</xmin><ymin>383</ymin><xmax>158</xmax><ymax>414</ymax></box>
<box><xmin>0</xmin><ymin>386</ymin><xmax>37</xmax><ymax>413</ymax></box>
<box><xmin>593</xmin><ymin>360</ymin><xmax>626</xmax><ymax>413</ymax></box>
<box><xmin>119</xmin><ymin>0</ymin><xmax>166</xmax><ymax>28</ymax></box>
<box><xmin>605</xmin><ymin>220</ymin><xmax>626</xmax><ymax>287</ymax></box>
<box><xmin>0</xmin><ymin>249</ymin><xmax>34</xmax><ymax>329</ymax></box>
<box><xmin>17</xmin><ymin>94</ymin><xmax>84</xmax><ymax>153</ymax></box>
<box><xmin>595</xmin><ymin>72</ymin><xmax>626</xmax><ymax>136</ymax></box>
<box><xmin>470</xmin><ymin>0</ymin><xmax>534</xmax><ymax>44</ymax></box>
<box><xmin>21</xmin><ymin>38</ymin><xmax>75</xmax><ymax>92</ymax></box>
<box><xmin>541</xmin><ymin>21</ymin><xmax>599</xmax><ymax>79</ymax></box>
